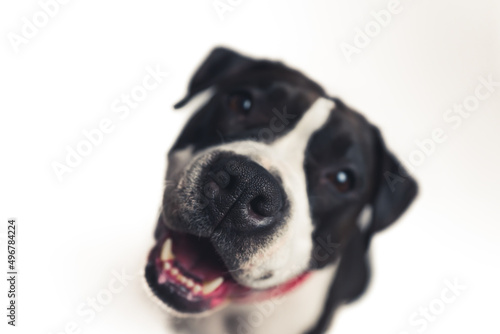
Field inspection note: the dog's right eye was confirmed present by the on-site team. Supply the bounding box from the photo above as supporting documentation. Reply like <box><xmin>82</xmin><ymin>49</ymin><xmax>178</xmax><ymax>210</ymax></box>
<box><xmin>227</xmin><ymin>92</ymin><xmax>253</xmax><ymax>114</ymax></box>
<box><xmin>326</xmin><ymin>169</ymin><xmax>356</xmax><ymax>193</ymax></box>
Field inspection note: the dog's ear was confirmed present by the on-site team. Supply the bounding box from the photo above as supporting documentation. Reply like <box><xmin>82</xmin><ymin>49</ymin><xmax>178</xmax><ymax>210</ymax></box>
<box><xmin>365</xmin><ymin>126</ymin><xmax>418</xmax><ymax>244</ymax></box>
<box><xmin>174</xmin><ymin>47</ymin><xmax>253</xmax><ymax>109</ymax></box>
<box><xmin>309</xmin><ymin>125</ymin><xmax>418</xmax><ymax>334</ymax></box>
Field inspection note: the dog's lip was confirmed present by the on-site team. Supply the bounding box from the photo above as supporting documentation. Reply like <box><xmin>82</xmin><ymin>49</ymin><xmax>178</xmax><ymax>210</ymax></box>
<box><xmin>145</xmin><ymin>226</ymin><xmax>313</xmax><ymax>314</ymax></box>
<box><xmin>145</xmin><ymin>228</ymin><xmax>249</xmax><ymax>313</ymax></box>
<box><xmin>145</xmin><ymin>261</ymin><xmax>227</xmax><ymax>315</ymax></box>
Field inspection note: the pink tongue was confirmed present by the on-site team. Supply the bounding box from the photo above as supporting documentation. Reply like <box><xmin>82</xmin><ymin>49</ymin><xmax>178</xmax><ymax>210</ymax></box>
<box><xmin>172</xmin><ymin>233</ymin><xmax>228</xmax><ymax>281</ymax></box>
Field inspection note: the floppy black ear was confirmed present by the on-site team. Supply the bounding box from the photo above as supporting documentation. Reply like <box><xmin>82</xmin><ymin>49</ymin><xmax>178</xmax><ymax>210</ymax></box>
<box><xmin>305</xmin><ymin>127</ymin><xmax>419</xmax><ymax>334</ymax></box>
<box><xmin>367</xmin><ymin>127</ymin><xmax>418</xmax><ymax>241</ymax></box>
<box><xmin>306</xmin><ymin>125</ymin><xmax>418</xmax><ymax>334</ymax></box>
<box><xmin>174</xmin><ymin>47</ymin><xmax>253</xmax><ymax>109</ymax></box>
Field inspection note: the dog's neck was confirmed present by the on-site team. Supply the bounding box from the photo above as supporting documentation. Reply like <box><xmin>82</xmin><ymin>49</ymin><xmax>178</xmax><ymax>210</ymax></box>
<box><xmin>171</xmin><ymin>263</ymin><xmax>338</xmax><ymax>334</ymax></box>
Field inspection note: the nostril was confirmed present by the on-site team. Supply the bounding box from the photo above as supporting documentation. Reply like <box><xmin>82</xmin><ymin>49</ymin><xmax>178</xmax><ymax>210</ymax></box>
<box><xmin>249</xmin><ymin>196</ymin><xmax>266</xmax><ymax>218</ymax></box>
<box><xmin>249</xmin><ymin>195</ymin><xmax>282</xmax><ymax>218</ymax></box>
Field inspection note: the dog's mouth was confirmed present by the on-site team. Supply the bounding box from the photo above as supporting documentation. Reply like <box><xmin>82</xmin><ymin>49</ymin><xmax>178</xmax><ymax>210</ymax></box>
<box><xmin>145</xmin><ymin>226</ymin><xmax>311</xmax><ymax>315</ymax></box>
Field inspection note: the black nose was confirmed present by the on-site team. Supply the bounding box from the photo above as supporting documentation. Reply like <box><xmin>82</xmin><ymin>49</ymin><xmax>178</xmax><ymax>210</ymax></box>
<box><xmin>201</xmin><ymin>154</ymin><xmax>286</xmax><ymax>232</ymax></box>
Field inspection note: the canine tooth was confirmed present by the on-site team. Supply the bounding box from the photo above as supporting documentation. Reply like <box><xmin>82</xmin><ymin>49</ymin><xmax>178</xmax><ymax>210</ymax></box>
<box><xmin>193</xmin><ymin>284</ymin><xmax>202</xmax><ymax>294</ymax></box>
<box><xmin>170</xmin><ymin>268</ymin><xmax>179</xmax><ymax>276</ymax></box>
<box><xmin>186</xmin><ymin>279</ymin><xmax>194</xmax><ymax>288</ymax></box>
<box><xmin>202</xmin><ymin>277</ymin><xmax>224</xmax><ymax>295</ymax></box>
<box><xmin>163</xmin><ymin>262</ymin><xmax>171</xmax><ymax>270</ymax></box>
<box><xmin>161</xmin><ymin>238</ymin><xmax>174</xmax><ymax>261</ymax></box>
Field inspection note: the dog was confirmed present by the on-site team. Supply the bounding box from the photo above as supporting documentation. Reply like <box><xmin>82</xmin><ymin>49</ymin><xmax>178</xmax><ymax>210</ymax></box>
<box><xmin>144</xmin><ymin>47</ymin><xmax>418</xmax><ymax>334</ymax></box>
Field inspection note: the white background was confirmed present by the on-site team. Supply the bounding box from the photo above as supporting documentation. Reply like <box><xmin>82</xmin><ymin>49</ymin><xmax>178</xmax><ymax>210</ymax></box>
<box><xmin>1</xmin><ymin>0</ymin><xmax>499</xmax><ymax>333</ymax></box>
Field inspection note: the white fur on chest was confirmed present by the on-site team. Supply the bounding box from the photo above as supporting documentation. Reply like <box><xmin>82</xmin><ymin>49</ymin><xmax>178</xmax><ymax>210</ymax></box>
<box><xmin>173</xmin><ymin>263</ymin><xmax>338</xmax><ymax>334</ymax></box>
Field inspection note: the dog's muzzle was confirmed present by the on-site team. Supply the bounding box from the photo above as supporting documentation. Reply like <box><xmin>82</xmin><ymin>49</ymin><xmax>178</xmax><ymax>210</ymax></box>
<box><xmin>144</xmin><ymin>151</ymin><xmax>311</xmax><ymax>315</ymax></box>
<box><xmin>199</xmin><ymin>153</ymin><xmax>286</xmax><ymax>235</ymax></box>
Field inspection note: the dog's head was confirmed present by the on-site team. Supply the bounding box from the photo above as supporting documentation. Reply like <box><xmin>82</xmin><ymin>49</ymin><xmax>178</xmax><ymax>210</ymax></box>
<box><xmin>145</xmin><ymin>47</ymin><xmax>417</xmax><ymax>316</ymax></box>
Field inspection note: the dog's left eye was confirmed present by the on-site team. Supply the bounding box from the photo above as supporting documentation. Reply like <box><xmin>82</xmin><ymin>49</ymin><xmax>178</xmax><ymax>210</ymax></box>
<box><xmin>227</xmin><ymin>92</ymin><xmax>253</xmax><ymax>114</ymax></box>
<box><xmin>326</xmin><ymin>169</ymin><xmax>356</xmax><ymax>193</ymax></box>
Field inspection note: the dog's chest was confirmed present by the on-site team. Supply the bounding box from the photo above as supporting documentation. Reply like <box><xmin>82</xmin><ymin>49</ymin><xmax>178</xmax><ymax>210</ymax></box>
<box><xmin>172</xmin><ymin>264</ymin><xmax>337</xmax><ymax>334</ymax></box>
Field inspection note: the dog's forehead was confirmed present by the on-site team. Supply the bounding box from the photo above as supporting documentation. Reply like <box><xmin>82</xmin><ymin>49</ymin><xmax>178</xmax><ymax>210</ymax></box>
<box><xmin>271</xmin><ymin>97</ymin><xmax>336</xmax><ymax>154</ymax></box>
<box><xmin>307</xmin><ymin>106</ymin><xmax>374</xmax><ymax>156</ymax></box>
<box><xmin>169</xmin><ymin>61</ymin><xmax>329</xmax><ymax>155</ymax></box>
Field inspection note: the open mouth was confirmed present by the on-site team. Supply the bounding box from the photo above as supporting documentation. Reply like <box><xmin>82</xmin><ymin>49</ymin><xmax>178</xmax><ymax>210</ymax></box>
<box><xmin>145</xmin><ymin>224</ymin><xmax>312</xmax><ymax>315</ymax></box>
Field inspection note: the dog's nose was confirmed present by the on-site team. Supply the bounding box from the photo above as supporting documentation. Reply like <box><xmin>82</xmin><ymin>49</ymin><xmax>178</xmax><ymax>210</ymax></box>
<box><xmin>202</xmin><ymin>154</ymin><xmax>286</xmax><ymax>232</ymax></box>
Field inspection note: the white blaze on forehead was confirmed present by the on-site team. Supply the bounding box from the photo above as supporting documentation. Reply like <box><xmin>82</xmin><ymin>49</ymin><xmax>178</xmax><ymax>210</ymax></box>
<box><xmin>272</xmin><ymin>97</ymin><xmax>335</xmax><ymax>155</ymax></box>
<box><xmin>257</xmin><ymin>97</ymin><xmax>335</xmax><ymax>285</ymax></box>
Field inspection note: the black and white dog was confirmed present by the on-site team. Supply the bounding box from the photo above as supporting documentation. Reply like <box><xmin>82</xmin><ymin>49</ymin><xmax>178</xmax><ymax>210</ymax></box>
<box><xmin>144</xmin><ymin>47</ymin><xmax>418</xmax><ymax>334</ymax></box>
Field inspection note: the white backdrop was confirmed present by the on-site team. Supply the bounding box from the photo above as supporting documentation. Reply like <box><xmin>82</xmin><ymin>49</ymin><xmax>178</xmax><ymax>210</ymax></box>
<box><xmin>1</xmin><ymin>0</ymin><xmax>499</xmax><ymax>333</ymax></box>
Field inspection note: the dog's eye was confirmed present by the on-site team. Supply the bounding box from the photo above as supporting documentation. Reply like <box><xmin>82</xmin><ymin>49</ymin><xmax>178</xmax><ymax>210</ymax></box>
<box><xmin>326</xmin><ymin>169</ymin><xmax>356</xmax><ymax>193</ymax></box>
<box><xmin>227</xmin><ymin>92</ymin><xmax>253</xmax><ymax>114</ymax></box>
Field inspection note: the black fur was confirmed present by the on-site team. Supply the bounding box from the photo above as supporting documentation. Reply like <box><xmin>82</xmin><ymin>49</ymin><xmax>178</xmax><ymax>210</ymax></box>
<box><xmin>147</xmin><ymin>47</ymin><xmax>418</xmax><ymax>333</ymax></box>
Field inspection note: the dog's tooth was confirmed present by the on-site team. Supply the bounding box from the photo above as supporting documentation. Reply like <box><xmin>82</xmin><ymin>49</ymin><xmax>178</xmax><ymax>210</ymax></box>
<box><xmin>193</xmin><ymin>284</ymin><xmax>202</xmax><ymax>294</ymax></box>
<box><xmin>163</xmin><ymin>262</ymin><xmax>171</xmax><ymax>270</ymax></box>
<box><xmin>202</xmin><ymin>277</ymin><xmax>224</xmax><ymax>295</ymax></box>
<box><xmin>186</xmin><ymin>279</ymin><xmax>194</xmax><ymax>288</ymax></box>
<box><xmin>170</xmin><ymin>267</ymin><xmax>179</xmax><ymax>276</ymax></box>
<box><xmin>160</xmin><ymin>238</ymin><xmax>174</xmax><ymax>261</ymax></box>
